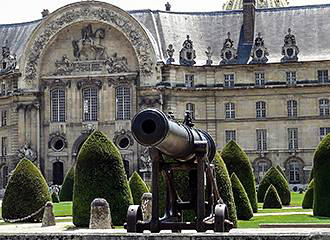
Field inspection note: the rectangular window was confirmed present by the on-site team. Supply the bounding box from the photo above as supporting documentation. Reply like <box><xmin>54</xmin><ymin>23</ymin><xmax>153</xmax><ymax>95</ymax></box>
<box><xmin>225</xmin><ymin>103</ymin><xmax>235</xmax><ymax>119</ymax></box>
<box><xmin>287</xmin><ymin>100</ymin><xmax>297</xmax><ymax>117</ymax></box>
<box><xmin>320</xmin><ymin>99</ymin><xmax>330</xmax><ymax>116</ymax></box>
<box><xmin>256</xmin><ymin>101</ymin><xmax>266</xmax><ymax>119</ymax></box>
<box><xmin>185</xmin><ymin>74</ymin><xmax>194</xmax><ymax>88</ymax></box>
<box><xmin>51</xmin><ymin>89</ymin><xmax>65</xmax><ymax>122</ymax></box>
<box><xmin>255</xmin><ymin>72</ymin><xmax>265</xmax><ymax>86</ymax></box>
<box><xmin>116</xmin><ymin>87</ymin><xmax>131</xmax><ymax>120</ymax></box>
<box><xmin>256</xmin><ymin>129</ymin><xmax>267</xmax><ymax>151</ymax></box>
<box><xmin>224</xmin><ymin>74</ymin><xmax>235</xmax><ymax>88</ymax></box>
<box><xmin>186</xmin><ymin>103</ymin><xmax>195</xmax><ymax>119</ymax></box>
<box><xmin>1</xmin><ymin>111</ymin><xmax>7</xmax><ymax>127</ymax></box>
<box><xmin>320</xmin><ymin>127</ymin><xmax>330</xmax><ymax>140</ymax></box>
<box><xmin>225</xmin><ymin>130</ymin><xmax>236</xmax><ymax>143</ymax></box>
<box><xmin>83</xmin><ymin>88</ymin><xmax>98</xmax><ymax>121</ymax></box>
<box><xmin>1</xmin><ymin>137</ymin><xmax>7</xmax><ymax>156</ymax></box>
<box><xmin>286</xmin><ymin>71</ymin><xmax>296</xmax><ymax>85</ymax></box>
<box><xmin>318</xmin><ymin>70</ymin><xmax>329</xmax><ymax>83</ymax></box>
<box><xmin>288</xmin><ymin>128</ymin><xmax>298</xmax><ymax>150</ymax></box>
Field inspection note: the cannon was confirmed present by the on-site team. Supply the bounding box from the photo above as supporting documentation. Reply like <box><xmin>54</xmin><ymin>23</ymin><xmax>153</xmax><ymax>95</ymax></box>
<box><xmin>126</xmin><ymin>108</ymin><xmax>233</xmax><ymax>233</ymax></box>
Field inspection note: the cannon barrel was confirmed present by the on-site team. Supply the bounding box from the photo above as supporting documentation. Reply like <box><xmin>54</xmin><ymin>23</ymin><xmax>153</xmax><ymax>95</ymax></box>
<box><xmin>131</xmin><ymin>108</ymin><xmax>216</xmax><ymax>162</ymax></box>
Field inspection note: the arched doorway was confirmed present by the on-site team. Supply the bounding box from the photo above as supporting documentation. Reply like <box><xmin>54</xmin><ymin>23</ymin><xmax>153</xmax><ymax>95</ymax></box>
<box><xmin>53</xmin><ymin>161</ymin><xmax>64</xmax><ymax>185</ymax></box>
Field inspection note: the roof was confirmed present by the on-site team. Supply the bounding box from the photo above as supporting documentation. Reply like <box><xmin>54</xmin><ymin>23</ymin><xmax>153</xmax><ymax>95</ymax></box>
<box><xmin>0</xmin><ymin>3</ymin><xmax>330</xmax><ymax>66</ymax></box>
<box><xmin>223</xmin><ymin>0</ymin><xmax>288</xmax><ymax>10</ymax></box>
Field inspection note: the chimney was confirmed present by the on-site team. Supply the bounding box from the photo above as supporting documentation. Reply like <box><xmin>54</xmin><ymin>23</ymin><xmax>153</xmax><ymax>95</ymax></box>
<box><xmin>165</xmin><ymin>2</ymin><xmax>171</xmax><ymax>11</ymax></box>
<box><xmin>243</xmin><ymin>0</ymin><xmax>256</xmax><ymax>44</ymax></box>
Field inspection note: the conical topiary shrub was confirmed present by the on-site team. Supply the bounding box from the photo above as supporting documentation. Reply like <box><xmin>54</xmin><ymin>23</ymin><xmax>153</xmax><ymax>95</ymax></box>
<box><xmin>308</xmin><ymin>168</ymin><xmax>314</xmax><ymax>183</ymax></box>
<box><xmin>73</xmin><ymin>130</ymin><xmax>133</xmax><ymax>227</ymax></box>
<box><xmin>263</xmin><ymin>184</ymin><xmax>282</xmax><ymax>209</ymax></box>
<box><xmin>221</xmin><ymin>140</ymin><xmax>258</xmax><ymax>213</ymax></box>
<box><xmin>129</xmin><ymin>171</ymin><xmax>150</xmax><ymax>205</ymax></box>
<box><xmin>276</xmin><ymin>165</ymin><xmax>286</xmax><ymax>180</ymax></box>
<box><xmin>302</xmin><ymin>179</ymin><xmax>314</xmax><ymax>209</ymax></box>
<box><xmin>314</xmin><ymin>134</ymin><xmax>330</xmax><ymax>216</ymax></box>
<box><xmin>230</xmin><ymin>173</ymin><xmax>253</xmax><ymax>220</ymax></box>
<box><xmin>2</xmin><ymin>158</ymin><xmax>51</xmax><ymax>222</ymax></box>
<box><xmin>214</xmin><ymin>152</ymin><xmax>237</xmax><ymax>227</ymax></box>
<box><xmin>257</xmin><ymin>166</ymin><xmax>291</xmax><ymax>205</ymax></box>
<box><xmin>59</xmin><ymin>164</ymin><xmax>74</xmax><ymax>202</ymax></box>
<box><xmin>52</xmin><ymin>191</ymin><xmax>60</xmax><ymax>203</ymax></box>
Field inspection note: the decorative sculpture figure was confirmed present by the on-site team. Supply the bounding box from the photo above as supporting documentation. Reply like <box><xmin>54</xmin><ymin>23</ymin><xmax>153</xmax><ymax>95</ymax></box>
<box><xmin>205</xmin><ymin>47</ymin><xmax>213</xmax><ymax>65</ymax></box>
<box><xmin>220</xmin><ymin>32</ymin><xmax>237</xmax><ymax>65</ymax></box>
<box><xmin>179</xmin><ymin>35</ymin><xmax>196</xmax><ymax>66</ymax></box>
<box><xmin>0</xmin><ymin>41</ymin><xmax>17</xmax><ymax>76</ymax></box>
<box><xmin>250</xmin><ymin>32</ymin><xmax>269</xmax><ymax>64</ymax></box>
<box><xmin>281</xmin><ymin>28</ymin><xmax>299</xmax><ymax>62</ymax></box>
<box><xmin>166</xmin><ymin>44</ymin><xmax>175</xmax><ymax>64</ymax></box>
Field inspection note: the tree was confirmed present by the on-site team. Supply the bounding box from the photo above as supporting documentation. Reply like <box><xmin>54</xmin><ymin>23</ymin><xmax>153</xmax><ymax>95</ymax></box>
<box><xmin>302</xmin><ymin>179</ymin><xmax>314</xmax><ymax>209</ymax></box>
<box><xmin>221</xmin><ymin>140</ymin><xmax>258</xmax><ymax>212</ymax></box>
<box><xmin>263</xmin><ymin>184</ymin><xmax>282</xmax><ymax>209</ymax></box>
<box><xmin>2</xmin><ymin>158</ymin><xmax>51</xmax><ymax>222</ymax></box>
<box><xmin>230</xmin><ymin>173</ymin><xmax>253</xmax><ymax>220</ymax></box>
<box><xmin>59</xmin><ymin>164</ymin><xmax>74</xmax><ymax>201</ymax></box>
<box><xmin>257</xmin><ymin>166</ymin><xmax>291</xmax><ymax>205</ymax></box>
<box><xmin>313</xmin><ymin>134</ymin><xmax>330</xmax><ymax>216</ymax></box>
<box><xmin>129</xmin><ymin>171</ymin><xmax>149</xmax><ymax>205</ymax></box>
<box><xmin>214</xmin><ymin>152</ymin><xmax>237</xmax><ymax>227</ymax></box>
<box><xmin>73</xmin><ymin>130</ymin><xmax>133</xmax><ymax>227</ymax></box>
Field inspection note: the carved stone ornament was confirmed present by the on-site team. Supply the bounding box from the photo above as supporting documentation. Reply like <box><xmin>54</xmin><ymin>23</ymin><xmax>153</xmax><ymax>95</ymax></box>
<box><xmin>77</xmin><ymin>79</ymin><xmax>103</xmax><ymax>90</ymax></box>
<box><xmin>139</xmin><ymin>96</ymin><xmax>162</xmax><ymax>108</ymax></box>
<box><xmin>23</xmin><ymin>2</ymin><xmax>155</xmax><ymax>84</ymax></box>
<box><xmin>48</xmin><ymin>131</ymin><xmax>67</xmax><ymax>150</ymax></box>
<box><xmin>113</xmin><ymin>129</ymin><xmax>134</xmax><ymax>150</ymax></box>
<box><xmin>179</xmin><ymin>35</ymin><xmax>196</xmax><ymax>66</ymax></box>
<box><xmin>105</xmin><ymin>53</ymin><xmax>129</xmax><ymax>73</ymax></box>
<box><xmin>0</xmin><ymin>41</ymin><xmax>17</xmax><ymax>76</ymax></box>
<box><xmin>205</xmin><ymin>46</ymin><xmax>213</xmax><ymax>65</ymax></box>
<box><xmin>220</xmin><ymin>32</ymin><xmax>237</xmax><ymax>65</ymax></box>
<box><xmin>281</xmin><ymin>28</ymin><xmax>299</xmax><ymax>62</ymax></box>
<box><xmin>42</xmin><ymin>78</ymin><xmax>71</xmax><ymax>90</ymax></box>
<box><xmin>17</xmin><ymin>142</ymin><xmax>37</xmax><ymax>162</ymax></box>
<box><xmin>139</xmin><ymin>147</ymin><xmax>152</xmax><ymax>170</ymax></box>
<box><xmin>166</xmin><ymin>44</ymin><xmax>175</xmax><ymax>64</ymax></box>
<box><xmin>108</xmin><ymin>73</ymin><xmax>138</xmax><ymax>87</ymax></box>
<box><xmin>250</xmin><ymin>32</ymin><xmax>269</xmax><ymax>64</ymax></box>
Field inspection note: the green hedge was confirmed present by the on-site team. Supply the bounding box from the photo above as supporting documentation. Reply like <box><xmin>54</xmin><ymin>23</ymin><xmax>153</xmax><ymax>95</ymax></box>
<box><xmin>221</xmin><ymin>140</ymin><xmax>257</xmax><ymax>213</ymax></box>
<box><xmin>276</xmin><ymin>165</ymin><xmax>286</xmax><ymax>180</ymax></box>
<box><xmin>308</xmin><ymin>168</ymin><xmax>314</xmax><ymax>183</ymax></box>
<box><xmin>230</xmin><ymin>173</ymin><xmax>253</xmax><ymax>220</ymax></box>
<box><xmin>52</xmin><ymin>191</ymin><xmax>60</xmax><ymax>203</ymax></box>
<box><xmin>59</xmin><ymin>164</ymin><xmax>74</xmax><ymax>202</ymax></box>
<box><xmin>257</xmin><ymin>166</ymin><xmax>291</xmax><ymax>205</ymax></box>
<box><xmin>2</xmin><ymin>158</ymin><xmax>51</xmax><ymax>222</ymax></box>
<box><xmin>73</xmin><ymin>130</ymin><xmax>133</xmax><ymax>227</ymax></box>
<box><xmin>129</xmin><ymin>171</ymin><xmax>149</xmax><ymax>205</ymax></box>
<box><xmin>263</xmin><ymin>184</ymin><xmax>282</xmax><ymax>209</ymax></box>
<box><xmin>214</xmin><ymin>152</ymin><xmax>237</xmax><ymax>227</ymax></box>
<box><xmin>313</xmin><ymin>134</ymin><xmax>330</xmax><ymax>216</ymax></box>
<box><xmin>302</xmin><ymin>179</ymin><xmax>314</xmax><ymax>209</ymax></box>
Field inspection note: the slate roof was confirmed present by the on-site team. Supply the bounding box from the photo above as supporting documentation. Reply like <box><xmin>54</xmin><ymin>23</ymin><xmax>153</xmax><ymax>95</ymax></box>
<box><xmin>0</xmin><ymin>3</ymin><xmax>330</xmax><ymax>66</ymax></box>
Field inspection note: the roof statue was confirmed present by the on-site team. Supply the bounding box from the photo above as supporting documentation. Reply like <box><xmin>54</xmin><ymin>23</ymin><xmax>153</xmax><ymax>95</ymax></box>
<box><xmin>223</xmin><ymin>0</ymin><xmax>288</xmax><ymax>10</ymax></box>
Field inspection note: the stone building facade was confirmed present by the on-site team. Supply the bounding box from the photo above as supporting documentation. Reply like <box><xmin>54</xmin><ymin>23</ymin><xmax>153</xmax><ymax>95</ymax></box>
<box><xmin>0</xmin><ymin>0</ymin><xmax>329</xmax><ymax>191</ymax></box>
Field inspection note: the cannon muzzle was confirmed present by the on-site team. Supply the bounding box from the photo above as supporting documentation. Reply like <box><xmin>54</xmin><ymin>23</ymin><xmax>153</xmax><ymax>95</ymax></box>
<box><xmin>131</xmin><ymin>108</ymin><xmax>215</xmax><ymax>162</ymax></box>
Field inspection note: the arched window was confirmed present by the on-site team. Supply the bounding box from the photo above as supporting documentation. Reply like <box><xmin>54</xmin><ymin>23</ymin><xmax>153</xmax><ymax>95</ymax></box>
<box><xmin>256</xmin><ymin>101</ymin><xmax>266</xmax><ymax>119</ymax></box>
<box><xmin>51</xmin><ymin>89</ymin><xmax>65</xmax><ymax>122</ymax></box>
<box><xmin>116</xmin><ymin>87</ymin><xmax>131</xmax><ymax>120</ymax></box>
<box><xmin>83</xmin><ymin>88</ymin><xmax>98</xmax><ymax>121</ymax></box>
<box><xmin>287</xmin><ymin>100</ymin><xmax>297</xmax><ymax>117</ymax></box>
<box><xmin>255</xmin><ymin>160</ymin><xmax>271</xmax><ymax>183</ymax></box>
<box><xmin>225</xmin><ymin>102</ymin><xmax>235</xmax><ymax>119</ymax></box>
<box><xmin>2</xmin><ymin>166</ymin><xmax>8</xmax><ymax>188</ymax></box>
<box><xmin>186</xmin><ymin>103</ymin><xmax>195</xmax><ymax>119</ymax></box>
<box><xmin>319</xmin><ymin>99</ymin><xmax>330</xmax><ymax>116</ymax></box>
<box><xmin>287</xmin><ymin>159</ymin><xmax>303</xmax><ymax>184</ymax></box>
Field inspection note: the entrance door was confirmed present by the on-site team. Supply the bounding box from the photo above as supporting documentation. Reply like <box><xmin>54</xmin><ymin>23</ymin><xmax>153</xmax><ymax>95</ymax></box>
<box><xmin>53</xmin><ymin>162</ymin><xmax>64</xmax><ymax>185</ymax></box>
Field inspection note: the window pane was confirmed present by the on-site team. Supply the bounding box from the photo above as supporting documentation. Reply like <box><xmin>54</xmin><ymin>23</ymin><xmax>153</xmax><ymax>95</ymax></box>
<box><xmin>116</xmin><ymin>87</ymin><xmax>131</xmax><ymax>120</ymax></box>
<box><xmin>51</xmin><ymin>89</ymin><xmax>65</xmax><ymax>122</ymax></box>
<box><xmin>83</xmin><ymin>88</ymin><xmax>98</xmax><ymax>121</ymax></box>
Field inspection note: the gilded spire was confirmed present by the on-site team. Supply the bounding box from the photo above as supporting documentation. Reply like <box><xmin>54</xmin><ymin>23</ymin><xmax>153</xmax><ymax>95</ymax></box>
<box><xmin>223</xmin><ymin>0</ymin><xmax>288</xmax><ymax>10</ymax></box>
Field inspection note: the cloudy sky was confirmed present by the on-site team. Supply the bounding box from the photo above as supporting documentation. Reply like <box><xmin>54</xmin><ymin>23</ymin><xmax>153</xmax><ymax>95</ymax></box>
<box><xmin>1</xmin><ymin>0</ymin><xmax>330</xmax><ymax>24</ymax></box>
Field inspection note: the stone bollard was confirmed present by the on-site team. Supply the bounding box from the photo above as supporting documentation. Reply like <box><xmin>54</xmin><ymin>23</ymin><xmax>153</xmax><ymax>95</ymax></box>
<box><xmin>41</xmin><ymin>201</ymin><xmax>56</xmax><ymax>227</ymax></box>
<box><xmin>89</xmin><ymin>198</ymin><xmax>112</xmax><ymax>229</ymax></box>
<box><xmin>141</xmin><ymin>193</ymin><xmax>152</xmax><ymax>222</ymax></box>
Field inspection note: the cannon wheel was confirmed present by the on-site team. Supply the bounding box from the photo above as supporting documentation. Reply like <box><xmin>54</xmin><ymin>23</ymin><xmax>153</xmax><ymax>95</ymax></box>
<box><xmin>127</xmin><ymin>205</ymin><xmax>143</xmax><ymax>233</ymax></box>
<box><xmin>214</xmin><ymin>204</ymin><xmax>228</xmax><ymax>232</ymax></box>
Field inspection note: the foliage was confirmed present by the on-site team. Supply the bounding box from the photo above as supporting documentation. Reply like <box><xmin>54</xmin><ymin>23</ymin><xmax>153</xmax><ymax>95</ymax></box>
<box><xmin>276</xmin><ymin>165</ymin><xmax>286</xmax><ymax>180</ymax></box>
<box><xmin>214</xmin><ymin>152</ymin><xmax>237</xmax><ymax>227</ymax></box>
<box><xmin>313</xmin><ymin>134</ymin><xmax>330</xmax><ymax>216</ymax></box>
<box><xmin>59</xmin><ymin>165</ymin><xmax>74</xmax><ymax>202</ymax></box>
<box><xmin>52</xmin><ymin>191</ymin><xmax>60</xmax><ymax>203</ymax></box>
<box><xmin>129</xmin><ymin>171</ymin><xmax>149</xmax><ymax>205</ymax></box>
<box><xmin>230</xmin><ymin>173</ymin><xmax>253</xmax><ymax>220</ymax></box>
<box><xmin>72</xmin><ymin>130</ymin><xmax>133</xmax><ymax>227</ymax></box>
<box><xmin>263</xmin><ymin>184</ymin><xmax>282</xmax><ymax>209</ymax></box>
<box><xmin>257</xmin><ymin>166</ymin><xmax>291</xmax><ymax>205</ymax></box>
<box><xmin>308</xmin><ymin>168</ymin><xmax>314</xmax><ymax>183</ymax></box>
<box><xmin>221</xmin><ymin>140</ymin><xmax>257</xmax><ymax>212</ymax></box>
<box><xmin>302</xmin><ymin>179</ymin><xmax>314</xmax><ymax>209</ymax></box>
<box><xmin>2</xmin><ymin>158</ymin><xmax>51</xmax><ymax>222</ymax></box>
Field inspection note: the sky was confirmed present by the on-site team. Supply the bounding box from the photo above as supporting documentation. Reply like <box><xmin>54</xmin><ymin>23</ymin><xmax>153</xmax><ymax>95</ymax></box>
<box><xmin>1</xmin><ymin>0</ymin><xmax>330</xmax><ymax>24</ymax></box>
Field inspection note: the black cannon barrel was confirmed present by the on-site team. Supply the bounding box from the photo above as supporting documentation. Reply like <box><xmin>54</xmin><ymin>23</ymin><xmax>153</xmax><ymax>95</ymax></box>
<box><xmin>131</xmin><ymin>108</ymin><xmax>216</xmax><ymax>162</ymax></box>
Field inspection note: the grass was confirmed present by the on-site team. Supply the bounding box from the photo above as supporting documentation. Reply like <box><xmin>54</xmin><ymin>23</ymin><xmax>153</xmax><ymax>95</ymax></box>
<box><xmin>53</xmin><ymin>202</ymin><xmax>72</xmax><ymax>217</ymax></box>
